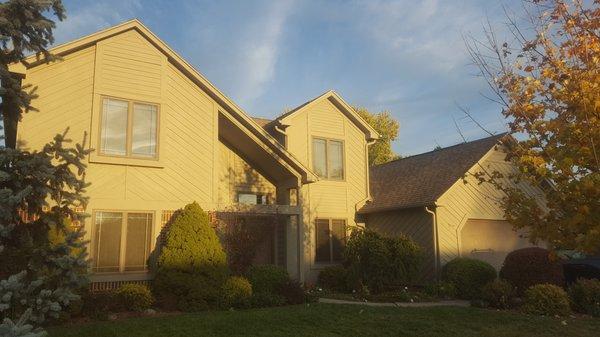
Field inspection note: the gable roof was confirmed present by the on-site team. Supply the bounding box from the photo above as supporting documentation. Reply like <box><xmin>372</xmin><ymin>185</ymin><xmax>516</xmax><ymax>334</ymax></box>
<box><xmin>268</xmin><ymin>90</ymin><xmax>379</xmax><ymax>141</ymax></box>
<box><xmin>13</xmin><ymin>19</ymin><xmax>317</xmax><ymax>184</ymax></box>
<box><xmin>359</xmin><ymin>134</ymin><xmax>507</xmax><ymax>214</ymax></box>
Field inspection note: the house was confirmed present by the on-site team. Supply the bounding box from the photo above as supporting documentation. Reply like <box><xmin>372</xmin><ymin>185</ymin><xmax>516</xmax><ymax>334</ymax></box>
<box><xmin>6</xmin><ymin>20</ymin><xmax>377</xmax><ymax>285</ymax></box>
<box><xmin>359</xmin><ymin>134</ymin><xmax>545</xmax><ymax>282</ymax></box>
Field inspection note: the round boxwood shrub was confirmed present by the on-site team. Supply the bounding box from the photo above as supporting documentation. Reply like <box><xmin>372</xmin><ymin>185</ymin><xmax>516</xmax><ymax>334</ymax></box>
<box><xmin>441</xmin><ymin>258</ymin><xmax>496</xmax><ymax>299</ymax></box>
<box><xmin>569</xmin><ymin>278</ymin><xmax>600</xmax><ymax>317</ymax></box>
<box><xmin>221</xmin><ymin>276</ymin><xmax>253</xmax><ymax>308</ymax></box>
<box><xmin>151</xmin><ymin>202</ymin><xmax>229</xmax><ymax>311</ymax></box>
<box><xmin>499</xmin><ymin>247</ymin><xmax>563</xmax><ymax>294</ymax></box>
<box><xmin>344</xmin><ymin>229</ymin><xmax>422</xmax><ymax>293</ymax></box>
<box><xmin>522</xmin><ymin>284</ymin><xmax>570</xmax><ymax>316</ymax></box>
<box><xmin>115</xmin><ymin>283</ymin><xmax>154</xmax><ymax>312</ymax></box>
<box><xmin>481</xmin><ymin>279</ymin><xmax>516</xmax><ymax>309</ymax></box>
<box><xmin>318</xmin><ymin>266</ymin><xmax>348</xmax><ymax>292</ymax></box>
<box><xmin>246</xmin><ymin>265</ymin><xmax>289</xmax><ymax>294</ymax></box>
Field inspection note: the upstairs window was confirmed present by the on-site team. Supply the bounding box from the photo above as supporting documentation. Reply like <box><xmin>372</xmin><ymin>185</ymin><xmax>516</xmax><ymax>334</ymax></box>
<box><xmin>100</xmin><ymin>98</ymin><xmax>158</xmax><ymax>159</ymax></box>
<box><xmin>315</xmin><ymin>218</ymin><xmax>346</xmax><ymax>263</ymax></box>
<box><xmin>312</xmin><ymin>138</ymin><xmax>344</xmax><ymax>180</ymax></box>
<box><xmin>238</xmin><ymin>192</ymin><xmax>269</xmax><ymax>205</ymax></box>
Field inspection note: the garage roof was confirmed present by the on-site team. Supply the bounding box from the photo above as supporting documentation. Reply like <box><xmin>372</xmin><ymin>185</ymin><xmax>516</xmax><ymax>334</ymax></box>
<box><xmin>359</xmin><ymin>134</ymin><xmax>507</xmax><ymax>214</ymax></box>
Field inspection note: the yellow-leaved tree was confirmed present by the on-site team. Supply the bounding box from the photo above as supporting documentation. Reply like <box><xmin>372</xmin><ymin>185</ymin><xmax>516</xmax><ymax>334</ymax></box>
<box><xmin>467</xmin><ymin>0</ymin><xmax>599</xmax><ymax>254</ymax></box>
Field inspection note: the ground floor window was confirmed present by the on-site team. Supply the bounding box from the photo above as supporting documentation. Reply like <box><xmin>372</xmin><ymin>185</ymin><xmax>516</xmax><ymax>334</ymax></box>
<box><xmin>93</xmin><ymin>211</ymin><xmax>153</xmax><ymax>273</ymax></box>
<box><xmin>315</xmin><ymin>218</ymin><xmax>346</xmax><ymax>263</ymax></box>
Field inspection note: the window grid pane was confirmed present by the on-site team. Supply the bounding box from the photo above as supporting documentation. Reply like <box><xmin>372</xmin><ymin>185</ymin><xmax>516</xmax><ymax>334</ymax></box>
<box><xmin>124</xmin><ymin>213</ymin><xmax>153</xmax><ymax>271</ymax></box>
<box><xmin>131</xmin><ymin>103</ymin><xmax>158</xmax><ymax>157</ymax></box>
<box><xmin>312</xmin><ymin>139</ymin><xmax>327</xmax><ymax>178</ymax></box>
<box><xmin>315</xmin><ymin>219</ymin><xmax>331</xmax><ymax>263</ymax></box>
<box><xmin>331</xmin><ymin>219</ymin><xmax>346</xmax><ymax>262</ymax></box>
<box><xmin>94</xmin><ymin>212</ymin><xmax>123</xmax><ymax>273</ymax></box>
<box><xmin>328</xmin><ymin>141</ymin><xmax>344</xmax><ymax>180</ymax></box>
<box><xmin>100</xmin><ymin>99</ymin><xmax>128</xmax><ymax>156</ymax></box>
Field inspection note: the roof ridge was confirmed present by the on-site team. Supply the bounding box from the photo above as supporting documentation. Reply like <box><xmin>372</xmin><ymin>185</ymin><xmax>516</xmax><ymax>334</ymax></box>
<box><xmin>374</xmin><ymin>133</ymin><xmax>507</xmax><ymax>169</ymax></box>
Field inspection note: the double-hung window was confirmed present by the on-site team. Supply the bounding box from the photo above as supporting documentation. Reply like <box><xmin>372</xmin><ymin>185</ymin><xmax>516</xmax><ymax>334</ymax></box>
<box><xmin>93</xmin><ymin>211</ymin><xmax>153</xmax><ymax>273</ymax></box>
<box><xmin>315</xmin><ymin>218</ymin><xmax>346</xmax><ymax>263</ymax></box>
<box><xmin>312</xmin><ymin>138</ymin><xmax>344</xmax><ymax>180</ymax></box>
<box><xmin>100</xmin><ymin>97</ymin><xmax>159</xmax><ymax>159</ymax></box>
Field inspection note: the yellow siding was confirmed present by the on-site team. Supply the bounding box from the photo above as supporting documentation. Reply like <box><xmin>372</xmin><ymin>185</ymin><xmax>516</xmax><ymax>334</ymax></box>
<box><xmin>436</xmin><ymin>146</ymin><xmax>545</xmax><ymax>265</ymax></box>
<box><xmin>218</xmin><ymin>140</ymin><xmax>276</xmax><ymax>207</ymax></box>
<box><xmin>366</xmin><ymin>208</ymin><xmax>436</xmax><ymax>283</ymax></box>
<box><xmin>284</xmin><ymin>98</ymin><xmax>369</xmax><ymax>280</ymax></box>
<box><xmin>17</xmin><ymin>29</ymin><xmax>221</xmax><ymax>281</ymax></box>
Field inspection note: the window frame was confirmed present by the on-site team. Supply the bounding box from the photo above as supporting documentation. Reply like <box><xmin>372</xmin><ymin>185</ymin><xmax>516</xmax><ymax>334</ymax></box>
<box><xmin>311</xmin><ymin>137</ymin><xmax>345</xmax><ymax>181</ymax></box>
<box><xmin>237</xmin><ymin>192</ymin><xmax>269</xmax><ymax>205</ymax></box>
<box><xmin>98</xmin><ymin>96</ymin><xmax>160</xmax><ymax>161</ymax></box>
<box><xmin>314</xmin><ymin>218</ymin><xmax>347</xmax><ymax>264</ymax></box>
<box><xmin>92</xmin><ymin>210</ymin><xmax>155</xmax><ymax>274</ymax></box>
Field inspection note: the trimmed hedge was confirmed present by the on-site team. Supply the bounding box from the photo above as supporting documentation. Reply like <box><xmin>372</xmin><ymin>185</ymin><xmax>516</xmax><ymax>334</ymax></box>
<box><xmin>481</xmin><ymin>279</ymin><xmax>515</xmax><ymax>309</ymax></box>
<box><xmin>441</xmin><ymin>258</ymin><xmax>496</xmax><ymax>299</ymax></box>
<box><xmin>222</xmin><ymin>276</ymin><xmax>253</xmax><ymax>309</ymax></box>
<box><xmin>151</xmin><ymin>202</ymin><xmax>229</xmax><ymax>311</ymax></box>
<box><xmin>522</xmin><ymin>284</ymin><xmax>570</xmax><ymax>316</ymax></box>
<box><xmin>499</xmin><ymin>247</ymin><xmax>563</xmax><ymax>294</ymax></box>
<box><xmin>569</xmin><ymin>278</ymin><xmax>600</xmax><ymax>317</ymax></box>
<box><xmin>344</xmin><ymin>229</ymin><xmax>422</xmax><ymax>293</ymax></box>
<box><xmin>246</xmin><ymin>265</ymin><xmax>289</xmax><ymax>294</ymax></box>
<box><xmin>318</xmin><ymin>266</ymin><xmax>348</xmax><ymax>292</ymax></box>
<box><xmin>115</xmin><ymin>284</ymin><xmax>154</xmax><ymax>312</ymax></box>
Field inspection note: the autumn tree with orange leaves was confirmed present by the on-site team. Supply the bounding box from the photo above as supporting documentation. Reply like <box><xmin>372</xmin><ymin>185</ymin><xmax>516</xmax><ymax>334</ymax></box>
<box><xmin>466</xmin><ymin>0</ymin><xmax>599</xmax><ymax>255</ymax></box>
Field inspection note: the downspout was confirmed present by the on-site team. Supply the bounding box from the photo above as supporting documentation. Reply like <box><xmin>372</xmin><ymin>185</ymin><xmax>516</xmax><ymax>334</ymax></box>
<box><xmin>425</xmin><ymin>205</ymin><xmax>440</xmax><ymax>282</ymax></box>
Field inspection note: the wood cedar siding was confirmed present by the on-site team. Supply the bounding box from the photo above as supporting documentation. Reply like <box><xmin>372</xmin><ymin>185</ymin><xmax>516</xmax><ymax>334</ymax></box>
<box><xmin>435</xmin><ymin>146</ymin><xmax>544</xmax><ymax>265</ymax></box>
<box><xmin>218</xmin><ymin>140</ymin><xmax>276</xmax><ymax>207</ymax></box>
<box><xmin>283</xmin><ymin>98</ymin><xmax>369</xmax><ymax>280</ymax></box>
<box><xmin>365</xmin><ymin>208</ymin><xmax>436</xmax><ymax>283</ymax></box>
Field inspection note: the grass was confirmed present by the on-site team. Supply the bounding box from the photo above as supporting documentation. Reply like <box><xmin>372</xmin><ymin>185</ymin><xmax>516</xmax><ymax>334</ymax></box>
<box><xmin>48</xmin><ymin>303</ymin><xmax>600</xmax><ymax>337</ymax></box>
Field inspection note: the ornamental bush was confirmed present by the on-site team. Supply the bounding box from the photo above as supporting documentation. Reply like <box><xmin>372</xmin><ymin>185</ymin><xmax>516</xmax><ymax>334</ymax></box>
<box><xmin>221</xmin><ymin>276</ymin><xmax>252</xmax><ymax>309</ymax></box>
<box><xmin>278</xmin><ymin>279</ymin><xmax>305</xmax><ymax>305</ymax></box>
<box><xmin>344</xmin><ymin>229</ymin><xmax>422</xmax><ymax>293</ymax></box>
<box><xmin>318</xmin><ymin>266</ymin><xmax>349</xmax><ymax>292</ymax></box>
<box><xmin>481</xmin><ymin>279</ymin><xmax>516</xmax><ymax>309</ymax></box>
<box><xmin>441</xmin><ymin>258</ymin><xmax>496</xmax><ymax>299</ymax></box>
<box><xmin>522</xmin><ymin>284</ymin><xmax>570</xmax><ymax>316</ymax></box>
<box><xmin>569</xmin><ymin>278</ymin><xmax>600</xmax><ymax>317</ymax></box>
<box><xmin>246</xmin><ymin>265</ymin><xmax>289</xmax><ymax>295</ymax></box>
<box><xmin>115</xmin><ymin>284</ymin><xmax>154</xmax><ymax>312</ymax></box>
<box><xmin>151</xmin><ymin>202</ymin><xmax>229</xmax><ymax>311</ymax></box>
<box><xmin>499</xmin><ymin>247</ymin><xmax>563</xmax><ymax>294</ymax></box>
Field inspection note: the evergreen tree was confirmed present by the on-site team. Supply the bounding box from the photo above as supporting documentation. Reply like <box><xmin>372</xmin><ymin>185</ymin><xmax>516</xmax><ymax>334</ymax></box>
<box><xmin>0</xmin><ymin>131</ymin><xmax>91</xmax><ymax>335</ymax></box>
<box><xmin>152</xmin><ymin>202</ymin><xmax>229</xmax><ymax>311</ymax></box>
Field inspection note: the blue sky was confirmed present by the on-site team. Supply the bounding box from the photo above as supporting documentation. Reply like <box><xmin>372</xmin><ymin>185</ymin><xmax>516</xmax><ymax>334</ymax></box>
<box><xmin>53</xmin><ymin>0</ymin><xmax>517</xmax><ymax>156</ymax></box>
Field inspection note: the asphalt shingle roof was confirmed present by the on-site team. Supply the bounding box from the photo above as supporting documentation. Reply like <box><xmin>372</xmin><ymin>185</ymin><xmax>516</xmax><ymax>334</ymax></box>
<box><xmin>359</xmin><ymin>134</ymin><xmax>507</xmax><ymax>214</ymax></box>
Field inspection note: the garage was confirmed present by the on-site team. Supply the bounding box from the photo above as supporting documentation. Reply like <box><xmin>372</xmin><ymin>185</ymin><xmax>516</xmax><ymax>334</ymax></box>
<box><xmin>460</xmin><ymin>219</ymin><xmax>535</xmax><ymax>270</ymax></box>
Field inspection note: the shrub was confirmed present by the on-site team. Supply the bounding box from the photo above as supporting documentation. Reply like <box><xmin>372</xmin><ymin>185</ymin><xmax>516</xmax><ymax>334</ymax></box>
<box><xmin>481</xmin><ymin>279</ymin><xmax>516</xmax><ymax>309</ymax></box>
<box><xmin>115</xmin><ymin>284</ymin><xmax>154</xmax><ymax>312</ymax></box>
<box><xmin>246</xmin><ymin>265</ymin><xmax>289</xmax><ymax>294</ymax></box>
<box><xmin>318</xmin><ymin>266</ymin><xmax>348</xmax><ymax>292</ymax></box>
<box><xmin>79</xmin><ymin>291</ymin><xmax>117</xmax><ymax>320</ymax></box>
<box><xmin>522</xmin><ymin>284</ymin><xmax>570</xmax><ymax>316</ymax></box>
<box><xmin>278</xmin><ymin>279</ymin><xmax>306</xmax><ymax>305</ymax></box>
<box><xmin>344</xmin><ymin>229</ymin><xmax>422</xmax><ymax>293</ymax></box>
<box><xmin>569</xmin><ymin>278</ymin><xmax>600</xmax><ymax>316</ymax></box>
<box><xmin>499</xmin><ymin>247</ymin><xmax>563</xmax><ymax>294</ymax></box>
<box><xmin>423</xmin><ymin>281</ymin><xmax>457</xmax><ymax>299</ymax></box>
<box><xmin>151</xmin><ymin>202</ymin><xmax>229</xmax><ymax>311</ymax></box>
<box><xmin>441</xmin><ymin>258</ymin><xmax>496</xmax><ymax>299</ymax></box>
<box><xmin>221</xmin><ymin>276</ymin><xmax>253</xmax><ymax>308</ymax></box>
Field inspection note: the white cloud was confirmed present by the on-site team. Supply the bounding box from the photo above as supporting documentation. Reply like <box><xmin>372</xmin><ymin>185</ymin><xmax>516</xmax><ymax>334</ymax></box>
<box><xmin>234</xmin><ymin>0</ymin><xmax>295</xmax><ymax>105</ymax></box>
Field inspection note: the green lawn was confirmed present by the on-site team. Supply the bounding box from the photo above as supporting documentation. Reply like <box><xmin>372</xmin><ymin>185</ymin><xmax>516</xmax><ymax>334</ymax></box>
<box><xmin>49</xmin><ymin>303</ymin><xmax>600</xmax><ymax>337</ymax></box>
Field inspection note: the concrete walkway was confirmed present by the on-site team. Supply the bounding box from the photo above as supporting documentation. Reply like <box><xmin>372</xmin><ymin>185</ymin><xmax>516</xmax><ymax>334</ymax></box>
<box><xmin>318</xmin><ymin>298</ymin><xmax>470</xmax><ymax>308</ymax></box>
